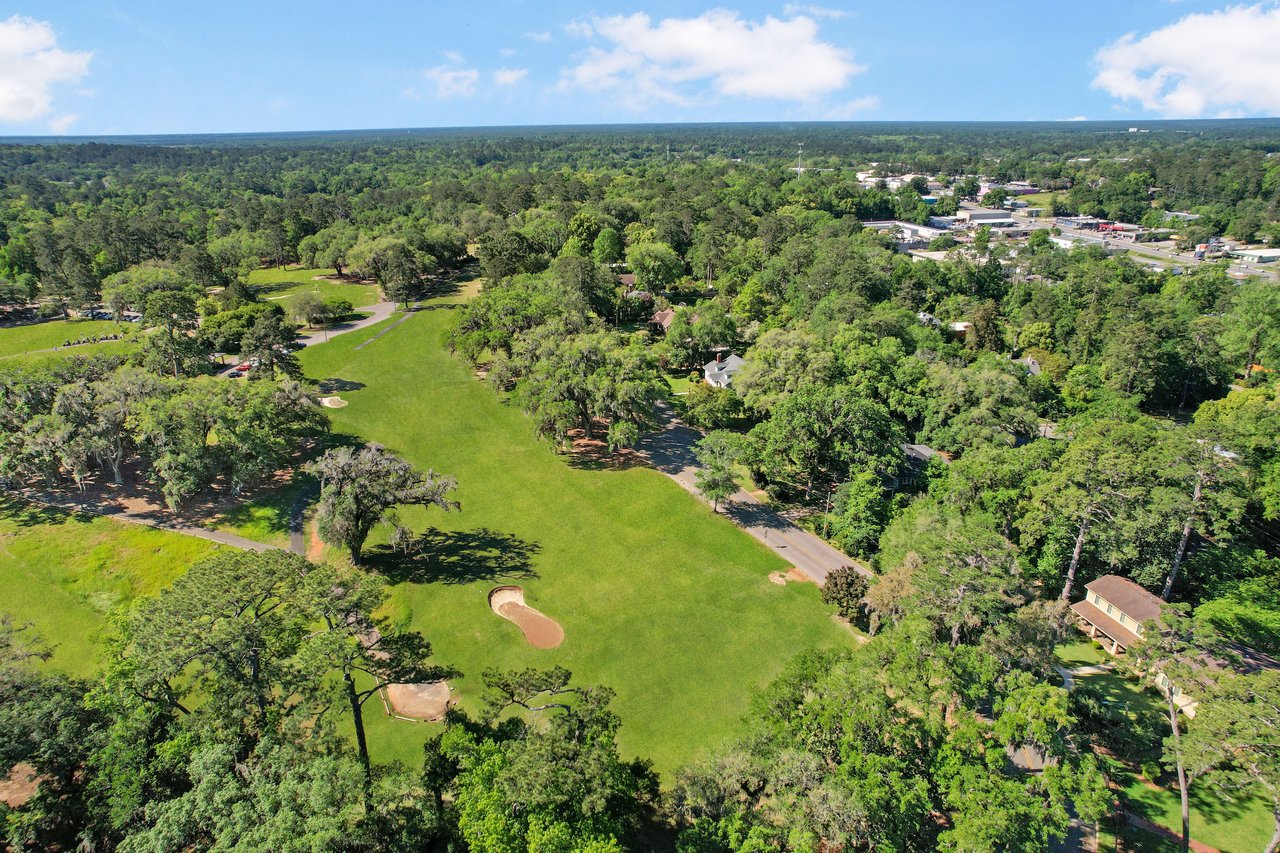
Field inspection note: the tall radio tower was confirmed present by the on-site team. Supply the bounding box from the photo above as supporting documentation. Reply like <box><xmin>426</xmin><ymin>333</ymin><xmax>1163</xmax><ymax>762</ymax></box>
<box><xmin>796</xmin><ymin>142</ymin><xmax>804</xmax><ymax>172</ymax></box>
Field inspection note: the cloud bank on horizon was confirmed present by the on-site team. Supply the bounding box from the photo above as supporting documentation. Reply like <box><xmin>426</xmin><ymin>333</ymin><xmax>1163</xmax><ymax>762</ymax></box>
<box><xmin>2</xmin><ymin>3</ymin><xmax>1280</xmax><ymax>134</ymax></box>
<box><xmin>1092</xmin><ymin>3</ymin><xmax>1280</xmax><ymax>118</ymax></box>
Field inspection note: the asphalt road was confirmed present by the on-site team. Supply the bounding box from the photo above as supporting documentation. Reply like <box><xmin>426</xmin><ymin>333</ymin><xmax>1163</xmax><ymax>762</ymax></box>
<box><xmin>1024</xmin><ymin>217</ymin><xmax>1279</xmax><ymax>281</ymax></box>
<box><xmin>636</xmin><ymin>404</ymin><xmax>870</xmax><ymax>584</ymax></box>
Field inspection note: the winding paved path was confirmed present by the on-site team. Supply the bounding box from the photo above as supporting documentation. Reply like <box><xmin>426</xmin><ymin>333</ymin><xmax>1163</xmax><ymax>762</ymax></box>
<box><xmin>636</xmin><ymin>403</ymin><xmax>869</xmax><ymax>585</ymax></box>
<box><xmin>215</xmin><ymin>300</ymin><xmax>399</xmax><ymax>377</ymax></box>
<box><xmin>19</xmin><ymin>490</ymin><xmax>275</xmax><ymax>552</ymax></box>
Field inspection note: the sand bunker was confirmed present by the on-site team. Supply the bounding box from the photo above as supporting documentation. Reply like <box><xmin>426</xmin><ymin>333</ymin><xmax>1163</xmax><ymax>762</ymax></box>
<box><xmin>489</xmin><ymin>586</ymin><xmax>564</xmax><ymax>649</ymax></box>
<box><xmin>319</xmin><ymin>396</ymin><xmax>348</xmax><ymax>408</ymax></box>
<box><xmin>384</xmin><ymin>681</ymin><xmax>454</xmax><ymax>721</ymax></box>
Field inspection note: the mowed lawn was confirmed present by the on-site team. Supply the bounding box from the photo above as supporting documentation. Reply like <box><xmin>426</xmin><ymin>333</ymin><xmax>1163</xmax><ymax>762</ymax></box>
<box><xmin>0</xmin><ymin>499</ymin><xmax>218</xmax><ymax>676</ymax></box>
<box><xmin>0</xmin><ymin>317</ymin><xmax>140</xmax><ymax>361</ymax></box>
<box><xmin>246</xmin><ymin>266</ymin><xmax>382</xmax><ymax>309</ymax></box>
<box><xmin>299</xmin><ymin>306</ymin><xmax>853</xmax><ymax>775</ymax></box>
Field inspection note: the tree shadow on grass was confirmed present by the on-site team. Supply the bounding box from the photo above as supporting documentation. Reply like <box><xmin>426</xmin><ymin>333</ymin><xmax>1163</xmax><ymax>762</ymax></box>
<box><xmin>366</xmin><ymin>526</ymin><xmax>541</xmax><ymax>586</ymax></box>
<box><xmin>316</xmin><ymin>377</ymin><xmax>366</xmax><ymax>393</ymax></box>
<box><xmin>0</xmin><ymin>497</ymin><xmax>75</xmax><ymax>527</ymax></box>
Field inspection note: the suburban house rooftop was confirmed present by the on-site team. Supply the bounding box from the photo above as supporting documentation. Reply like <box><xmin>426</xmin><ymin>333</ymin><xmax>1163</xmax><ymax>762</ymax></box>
<box><xmin>1070</xmin><ymin>574</ymin><xmax>1163</xmax><ymax>653</ymax></box>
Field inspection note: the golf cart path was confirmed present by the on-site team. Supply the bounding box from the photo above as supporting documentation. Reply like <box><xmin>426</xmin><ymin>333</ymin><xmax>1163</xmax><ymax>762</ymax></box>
<box><xmin>636</xmin><ymin>404</ymin><xmax>870</xmax><ymax>585</ymax></box>
<box><xmin>215</xmin><ymin>300</ymin><xmax>398</xmax><ymax>376</ymax></box>
<box><xmin>19</xmin><ymin>490</ymin><xmax>276</xmax><ymax>552</ymax></box>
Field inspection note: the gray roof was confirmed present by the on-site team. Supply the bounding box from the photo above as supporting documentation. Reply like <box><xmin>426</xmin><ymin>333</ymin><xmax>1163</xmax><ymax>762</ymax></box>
<box><xmin>703</xmin><ymin>353</ymin><xmax>745</xmax><ymax>374</ymax></box>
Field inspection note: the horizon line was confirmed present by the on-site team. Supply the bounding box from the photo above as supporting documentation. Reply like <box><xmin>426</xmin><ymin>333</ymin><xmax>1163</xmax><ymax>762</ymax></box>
<box><xmin>2</xmin><ymin>116</ymin><xmax>1280</xmax><ymax>144</ymax></box>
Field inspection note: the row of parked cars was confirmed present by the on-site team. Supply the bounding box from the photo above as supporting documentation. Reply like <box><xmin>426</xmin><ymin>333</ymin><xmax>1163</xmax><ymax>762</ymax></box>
<box><xmin>81</xmin><ymin>309</ymin><xmax>142</xmax><ymax>322</ymax></box>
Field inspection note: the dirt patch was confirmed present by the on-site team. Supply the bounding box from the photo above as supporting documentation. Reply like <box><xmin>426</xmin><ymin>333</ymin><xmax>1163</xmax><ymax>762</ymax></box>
<box><xmin>319</xmin><ymin>396</ymin><xmax>348</xmax><ymax>408</ymax></box>
<box><xmin>1</xmin><ymin>763</ymin><xmax>39</xmax><ymax>808</ymax></box>
<box><xmin>19</xmin><ymin>455</ymin><xmax>306</xmax><ymax>528</ymax></box>
<box><xmin>306</xmin><ymin>521</ymin><xmax>324</xmax><ymax>561</ymax></box>
<box><xmin>769</xmin><ymin>568</ymin><xmax>817</xmax><ymax>586</ymax></box>
<box><xmin>567</xmin><ymin>425</ymin><xmax>645</xmax><ymax>470</ymax></box>
<box><xmin>489</xmin><ymin>586</ymin><xmax>564</xmax><ymax>649</ymax></box>
<box><xmin>384</xmin><ymin>681</ymin><xmax>454</xmax><ymax>721</ymax></box>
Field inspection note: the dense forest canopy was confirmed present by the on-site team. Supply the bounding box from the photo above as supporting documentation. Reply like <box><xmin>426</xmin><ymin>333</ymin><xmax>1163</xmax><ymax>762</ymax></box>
<box><xmin>2</xmin><ymin>121</ymin><xmax>1280</xmax><ymax>851</ymax></box>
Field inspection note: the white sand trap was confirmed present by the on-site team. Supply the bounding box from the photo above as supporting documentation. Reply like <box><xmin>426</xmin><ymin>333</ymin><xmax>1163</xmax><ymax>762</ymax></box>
<box><xmin>385</xmin><ymin>681</ymin><xmax>453</xmax><ymax>721</ymax></box>
<box><xmin>489</xmin><ymin>586</ymin><xmax>564</xmax><ymax>649</ymax></box>
<box><xmin>319</xmin><ymin>396</ymin><xmax>348</xmax><ymax>408</ymax></box>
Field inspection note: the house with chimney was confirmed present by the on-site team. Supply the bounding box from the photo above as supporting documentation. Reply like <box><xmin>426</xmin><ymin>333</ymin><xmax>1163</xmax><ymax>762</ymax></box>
<box><xmin>703</xmin><ymin>353</ymin><xmax>745</xmax><ymax>388</ymax></box>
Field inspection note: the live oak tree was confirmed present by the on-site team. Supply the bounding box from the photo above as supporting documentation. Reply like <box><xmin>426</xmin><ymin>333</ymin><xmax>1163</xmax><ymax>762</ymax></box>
<box><xmin>239</xmin><ymin>310</ymin><xmax>302</xmax><ymax>380</ymax></box>
<box><xmin>140</xmin><ymin>289</ymin><xmax>207</xmax><ymax>378</ymax></box>
<box><xmin>308</xmin><ymin>444</ymin><xmax>459</xmax><ymax>562</ymax></box>
<box><xmin>747</xmin><ymin>383</ymin><xmax>903</xmax><ymax>501</ymax></box>
<box><xmin>693</xmin><ymin>430</ymin><xmax>741</xmax><ymax>512</ymax></box>
<box><xmin>509</xmin><ymin>326</ymin><xmax>664</xmax><ymax>450</ymax></box>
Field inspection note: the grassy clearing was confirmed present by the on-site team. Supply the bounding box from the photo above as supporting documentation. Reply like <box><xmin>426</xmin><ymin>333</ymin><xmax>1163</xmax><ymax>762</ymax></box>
<box><xmin>208</xmin><ymin>474</ymin><xmax>315</xmax><ymax>549</ymax></box>
<box><xmin>298</xmin><ymin>302</ymin><xmax>854</xmax><ymax>776</ymax></box>
<box><xmin>0</xmin><ymin>318</ymin><xmax>140</xmax><ymax>360</ymax></box>
<box><xmin>1055</xmin><ymin>638</ymin><xmax>1109</xmax><ymax>668</ymax></box>
<box><xmin>1019</xmin><ymin>191</ymin><xmax>1060</xmax><ymax>211</ymax></box>
<box><xmin>246</xmin><ymin>266</ymin><xmax>382</xmax><ymax>309</ymax></box>
<box><xmin>0</xmin><ymin>499</ymin><xmax>218</xmax><ymax>676</ymax></box>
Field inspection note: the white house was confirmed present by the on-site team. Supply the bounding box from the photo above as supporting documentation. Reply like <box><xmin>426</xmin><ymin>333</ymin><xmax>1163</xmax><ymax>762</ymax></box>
<box><xmin>703</xmin><ymin>353</ymin><xmax>745</xmax><ymax>388</ymax></box>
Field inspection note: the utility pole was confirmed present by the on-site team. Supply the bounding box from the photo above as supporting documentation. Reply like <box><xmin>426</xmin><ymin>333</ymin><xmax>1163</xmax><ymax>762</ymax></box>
<box><xmin>797</xmin><ymin>142</ymin><xmax>804</xmax><ymax>173</ymax></box>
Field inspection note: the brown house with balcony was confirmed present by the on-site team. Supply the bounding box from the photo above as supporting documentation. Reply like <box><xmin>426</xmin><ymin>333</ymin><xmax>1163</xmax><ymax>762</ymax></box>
<box><xmin>1070</xmin><ymin>575</ymin><xmax>1162</xmax><ymax>655</ymax></box>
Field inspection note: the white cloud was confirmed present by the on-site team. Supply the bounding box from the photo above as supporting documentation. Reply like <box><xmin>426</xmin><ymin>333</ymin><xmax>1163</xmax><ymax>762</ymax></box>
<box><xmin>1092</xmin><ymin>4</ymin><xmax>1280</xmax><ymax>117</ymax></box>
<box><xmin>493</xmin><ymin>68</ymin><xmax>528</xmax><ymax>87</ymax></box>
<box><xmin>48</xmin><ymin>112</ymin><xmax>76</xmax><ymax>134</ymax></box>
<box><xmin>826</xmin><ymin>94</ymin><xmax>879</xmax><ymax>119</ymax></box>
<box><xmin>564</xmin><ymin>19</ymin><xmax>594</xmax><ymax>38</ymax></box>
<box><xmin>559</xmin><ymin>10</ymin><xmax>863</xmax><ymax>107</ymax></box>
<box><xmin>500</xmin><ymin>48</ymin><xmax>517</xmax><ymax>57</ymax></box>
<box><xmin>1062</xmin><ymin>115</ymin><xmax>1088</xmax><ymax>121</ymax></box>
<box><xmin>0</xmin><ymin>16</ymin><xmax>91</xmax><ymax>124</ymax></box>
<box><xmin>422</xmin><ymin>65</ymin><xmax>480</xmax><ymax>99</ymax></box>
<box><xmin>525</xmin><ymin>31</ymin><xmax>552</xmax><ymax>42</ymax></box>
<box><xmin>782</xmin><ymin>3</ymin><xmax>846</xmax><ymax>19</ymax></box>
<box><xmin>442</xmin><ymin>50</ymin><xmax>465</xmax><ymax>64</ymax></box>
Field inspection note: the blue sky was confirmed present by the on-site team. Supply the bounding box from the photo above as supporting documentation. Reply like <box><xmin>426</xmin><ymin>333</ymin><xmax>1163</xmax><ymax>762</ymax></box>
<box><xmin>2</xmin><ymin>0</ymin><xmax>1279</xmax><ymax>135</ymax></box>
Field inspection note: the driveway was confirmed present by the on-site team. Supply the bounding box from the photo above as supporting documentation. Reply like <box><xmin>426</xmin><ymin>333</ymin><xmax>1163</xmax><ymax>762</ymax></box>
<box><xmin>636</xmin><ymin>404</ymin><xmax>870</xmax><ymax>584</ymax></box>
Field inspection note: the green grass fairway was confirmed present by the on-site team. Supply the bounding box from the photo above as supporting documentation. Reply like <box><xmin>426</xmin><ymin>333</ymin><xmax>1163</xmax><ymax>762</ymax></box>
<box><xmin>0</xmin><ymin>318</ymin><xmax>140</xmax><ymax>360</ymax></box>
<box><xmin>298</xmin><ymin>305</ymin><xmax>853</xmax><ymax>775</ymax></box>
<box><xmin>0</xmin><ymin>499</ymin><xmax>219</xmax><ymax>676</ymax></box>
<box><xmin>246</xmin><ymin>266</ymin><xmax>381</xmax><ymax>309</ymax></box>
